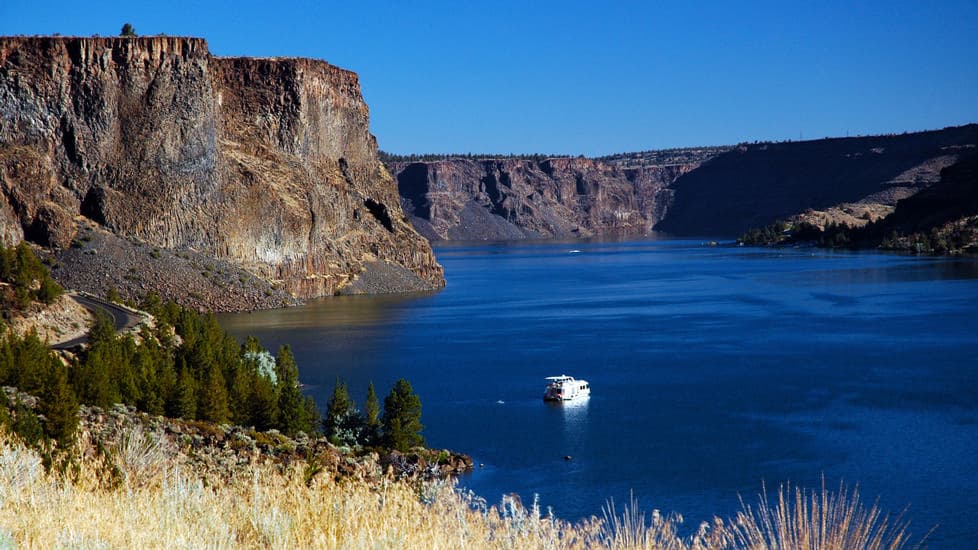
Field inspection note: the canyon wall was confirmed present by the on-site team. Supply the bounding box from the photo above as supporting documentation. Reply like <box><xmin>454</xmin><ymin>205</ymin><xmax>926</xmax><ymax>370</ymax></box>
<box><xmin>0</xmin><ymin>36</ymin><xmax>443</xmax><ymax>306</ymax></box>
<box><xmin>389</xmin><ymin>126</ymin><xmax>978</xmax><ymax>240</ymax></box>
<box><xmin>391</xmin><ymin>156</ymin><xmax>704</xmax><ymax>241</ymax></box>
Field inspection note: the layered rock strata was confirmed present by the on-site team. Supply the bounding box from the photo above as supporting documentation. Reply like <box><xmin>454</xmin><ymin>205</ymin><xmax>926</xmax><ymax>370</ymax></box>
<box><xmin>0</xmin><ymin>36</ymin><xmax>443</xmax><ymax>306</ymax></box>
<box><xmin>391</xmin><ymin>157</ymin><xmax>704</xmax><ymax>241</ymax></box>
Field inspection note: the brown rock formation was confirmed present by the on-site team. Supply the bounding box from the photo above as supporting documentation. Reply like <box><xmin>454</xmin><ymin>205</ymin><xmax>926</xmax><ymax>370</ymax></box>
<box><xmin>0</xmin><ymin>36</ymin><xmax>443</xmax><ymax>306</ymax></box>
<box><xmin>391</xmin><ymin>156</ymin><xmax>705</xmax><ymax>241</ymax></box>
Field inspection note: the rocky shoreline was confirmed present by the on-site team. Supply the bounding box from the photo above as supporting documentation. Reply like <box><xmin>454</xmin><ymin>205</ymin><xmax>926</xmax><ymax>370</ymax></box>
<box><xmin>3</xmin><ymin>386</ymin><xmax>473</xmax><ymax>484</ymax></box>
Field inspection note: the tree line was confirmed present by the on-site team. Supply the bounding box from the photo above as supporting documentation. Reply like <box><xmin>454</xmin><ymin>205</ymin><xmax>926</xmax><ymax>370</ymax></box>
<box><xmin>378</xmin><ymin>151</ymin><xmax>575</xmax><ymax>164</ymax></box>
<box><xmin>323</xmin><ymin>378</ymin><xmax>424</xmax><ymax>452</ymax></box>
<box><xmin>738</xmin><ymin>218</ymin><xmax>977</xmax><ymax>254</ymax></box>
<box><xmin>0</xmin><ymin>242</ymin><xmax>63</xmax><ymax>314</ymax></box>
<box><xmin>0</xmin><ymin>244</ymin><xmax>425</xmax><ymax>456</ymax></box>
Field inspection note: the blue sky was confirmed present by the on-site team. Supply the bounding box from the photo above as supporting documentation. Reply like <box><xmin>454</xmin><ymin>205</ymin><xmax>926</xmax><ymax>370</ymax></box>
<box><xmin>3</xmin><ymin>0</ymin><xmax>977</xmax><ymax>155</ymax></box>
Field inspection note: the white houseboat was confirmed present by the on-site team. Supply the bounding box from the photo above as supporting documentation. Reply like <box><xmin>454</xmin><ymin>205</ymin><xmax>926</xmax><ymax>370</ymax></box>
<box><xmin>543</xmin><ymin>375</ymin><xmax>590</xmax><ymax>402</ymax></box>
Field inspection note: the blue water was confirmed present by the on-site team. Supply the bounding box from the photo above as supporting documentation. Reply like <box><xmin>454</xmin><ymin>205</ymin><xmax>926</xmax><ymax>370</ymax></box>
<box><xmin>219</xmin><ymin>239</ymin><xmax>978</xmax><ymax>547</ymax></box>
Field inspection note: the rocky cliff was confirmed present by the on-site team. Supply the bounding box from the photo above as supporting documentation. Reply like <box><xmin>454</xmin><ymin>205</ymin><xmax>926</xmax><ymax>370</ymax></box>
<box><xmin>389</xmin><ymin>127</ymin><xmax>978</xmax><ymax>241</ymax></box>
<box><xmin>0</xmin><ymin>36</ymin><xmax>443</xmax><ymax>308</ymax></box>
<box><xmin>655</xmin><ymin>125</ymin><xmax>978</xmax><ymax>236</ymax></box>
<box><xmin>391</xmin><ymin>156</ymin><xmax>707</xmax><ymax>241</ymax></box>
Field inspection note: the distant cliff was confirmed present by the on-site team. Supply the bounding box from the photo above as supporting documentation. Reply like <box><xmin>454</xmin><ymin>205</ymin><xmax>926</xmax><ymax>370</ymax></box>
<box><xmin>0</xmin><ymin>36</ymin><xmax>443</xmax><ymax>308</ymax></box>
<box><xmin>390</xmin><ymin>153</ymin><xmax>715</xmax><ymax>241</ymax></box>
<box><xmin>388</xmin><ymin>126</ymin><xmax>978</xmax><ymax>241</ymax></box>
<box><xmin>655</xmin><ymin>125</ymin><xmax>978</xmax><ymax>236</ymax></box>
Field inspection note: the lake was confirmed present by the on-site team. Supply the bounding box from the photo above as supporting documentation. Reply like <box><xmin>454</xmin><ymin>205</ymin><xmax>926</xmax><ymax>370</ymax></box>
<box><xmin>218</xmin><ymin>238</ymin><xmax>978</xmax><ymax>547</ymax></box>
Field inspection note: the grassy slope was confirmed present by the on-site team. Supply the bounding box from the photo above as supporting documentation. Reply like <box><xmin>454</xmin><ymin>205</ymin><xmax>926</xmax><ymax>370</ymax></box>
<box><xmin>0</xmin><ymin>427</ymin><xmax>919</xmax><ymax>549</ymax></box>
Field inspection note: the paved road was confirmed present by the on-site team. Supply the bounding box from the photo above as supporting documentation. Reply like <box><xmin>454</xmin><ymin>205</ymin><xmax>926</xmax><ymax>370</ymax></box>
<box><xmin>51</xmin><ymin>295</ymin><xmax>146</xmax><ymax>350</ymax></box>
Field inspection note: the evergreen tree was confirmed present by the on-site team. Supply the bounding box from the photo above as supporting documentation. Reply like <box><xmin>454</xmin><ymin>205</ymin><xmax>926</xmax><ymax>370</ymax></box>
<box><xmin>74</xmin><ymin>309</ymin><xmax>130</xmax><ymax>409</ymax></box>
<box><xmin>133</xmin><ymin>327</ymin><xmax>167</xmax><ymax>415</ymax></box>
<box><xmin>41</xmin><ymin>362</ymin><xmax>78</xmax><ymax>446</ymax></box>
<box><xmin>381</xmin><ymin>379</ymin><xmax>425</xmax><ymax>451</ymax></box>
<box><xmin>323</xmin><ymin>378</ymin><xmax>362</xmax><ymax>445</ymax></box>
<box><xmin>324</xmin><ymin>378</ymin><xmax>353</xmax><ymax>436</ymax></box>
<box><xmin>303</xmin><ymin>395</ymin><xmax>321</xmax><ymax>436</ymax></box>
<box><xmin>197</xmin><ymin>364</ymin><xmax>230</xmax><ymax>423</ymax></box>
<box><xmin>6</xmin><ymin>329</ymin><xmax>50</xmax><ymax>393</ymax></box>
<box><xmin>275</xmin><ymin>345</ymin><xmax>307</xmax><ymax>435</ymax></box>
<box><xmin>364</xmin><ymin>381</ymin><xmax>381</xmax><ymax>445</ymax></box>
<box><xmin>168</xmin><ymin>366</ymin><xmax>197</xmax><ymax>419</ymax></box>
<box><xmin>12</xmin><ymin>401</ymin><xmax>44</xmax><ymax>447</ymax></box>
<box><xmin>249</xmin><ymin>372</ymin><xmax>279</xmax><ymax>431</ymax></box>
<box><xmin>121</xmin><ymin>23</ymin><xmax>136</xmax><ymax>36</ymax></box>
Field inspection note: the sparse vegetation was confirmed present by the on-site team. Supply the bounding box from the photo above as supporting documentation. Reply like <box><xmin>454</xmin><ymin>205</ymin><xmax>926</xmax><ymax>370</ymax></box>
<box><xmin>0</xmin><ymin>426</ymin><xmax>920</xmax><ymax>549</ymax></box>
<box><xmin>379</xmin><ymin>150</ymin><xmax>574</xmax><ymax>164</ymax></box>
<box><xmin>0</xmin><ymin>242</ymin><xmax>64</xmax><ymax>313</ymax></box>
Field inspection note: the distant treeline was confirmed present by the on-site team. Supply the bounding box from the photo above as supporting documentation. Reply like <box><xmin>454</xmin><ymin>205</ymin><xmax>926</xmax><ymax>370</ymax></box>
<box><xmin>379</xmin><ymin>151</ymin><xmax>576</xmax><ymax>164</ymax></box>
<box><xmin>739</xmin><ymin>219</ymin><xmax>978</xmax><ymax>254</ymax></box>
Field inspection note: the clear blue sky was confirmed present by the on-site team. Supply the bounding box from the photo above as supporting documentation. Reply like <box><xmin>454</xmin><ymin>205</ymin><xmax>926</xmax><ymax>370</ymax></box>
<box><xmin>3</xmin><ymin>0</ymin><xmax>977</xmax><ymax>155</ymax></box>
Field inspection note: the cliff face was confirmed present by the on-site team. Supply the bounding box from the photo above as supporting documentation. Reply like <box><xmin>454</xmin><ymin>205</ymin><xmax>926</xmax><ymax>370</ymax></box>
<box><xmin>389</xmin><ymin>127</ymin><xmax>978</xmax><ymax>242</ymax></box>
<box><xmin>0</xmin><ymin>36</ymin><xmax>443</xmax><ymax>305</ymax></box>
<box><xmin>655</xmin><ymin>125</ymin><xmax>978</xmax><ymax>236</ymax></box>
<box><xmin>391</xmin><ymin>157</ymin><xmax>701</xmax><ymax>241</ymax></box>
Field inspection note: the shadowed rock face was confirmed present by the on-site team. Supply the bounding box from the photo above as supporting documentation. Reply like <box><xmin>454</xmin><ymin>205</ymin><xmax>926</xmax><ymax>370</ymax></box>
<box><xmin>391</xmin><ymin>157</ymin><xmax>701</xmax><ymax>241</ymax></box>
<box><xmin>655</xmin><ymin>125</ymin><xmax>978</xmax><ymax>237</ymax></box>
<box><xmin>0</xmin><ymin>36</ymin><xmax>443</xmax><ymax>303</ymax></box>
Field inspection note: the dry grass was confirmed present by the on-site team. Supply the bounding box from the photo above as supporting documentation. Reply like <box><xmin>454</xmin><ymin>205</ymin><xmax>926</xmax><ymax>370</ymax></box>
<box><xmin>729</xmin><ymin>481</ymin><xmax>917</xmax><ymax>550</ymax></box>
<box><xmin>0</xmin><ymin>429</ymin><xmax>923</xmax><ymax>549</ymax></box>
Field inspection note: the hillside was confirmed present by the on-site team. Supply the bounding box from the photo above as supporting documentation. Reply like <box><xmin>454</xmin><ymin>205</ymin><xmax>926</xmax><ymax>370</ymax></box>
<box><xmin>0</xmin><ymin>36</ymin><xmax>444</xmax><ymax>310</ymax></box>
<box><xmin>387</xmin><ymin>126</ymin><xmax>978</xmax><ymax>242</ymax></box>
<box><xmin>655</xmin><ymin>125</ymin><xmax>978</xmax><ymax>236</ymax></box>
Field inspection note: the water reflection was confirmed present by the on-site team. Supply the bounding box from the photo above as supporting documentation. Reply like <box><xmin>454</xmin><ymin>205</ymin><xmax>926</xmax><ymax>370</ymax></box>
<box><xmin>546</xmin><ymin>397</ymin><xmax>590</xmax><ymax>445</ymax></box>
<box><xmin>217</xmin><ymin>293</ymin><xmax>437</xmax><ymax>332</ymax></box>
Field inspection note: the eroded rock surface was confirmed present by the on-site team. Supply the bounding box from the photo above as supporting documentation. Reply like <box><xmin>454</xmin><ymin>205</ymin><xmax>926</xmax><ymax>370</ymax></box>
<box><xmin>390</xmin><ymin>156</ymin><xmax>707</xmax><ymax>240</ymax></box>
<box><xmin>0</xmin><ymin>36</ymin><xmax>443</xmax><ymax>308</ymax></box>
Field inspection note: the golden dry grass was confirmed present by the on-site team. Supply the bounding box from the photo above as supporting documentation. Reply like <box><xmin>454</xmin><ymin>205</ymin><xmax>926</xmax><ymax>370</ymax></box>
<box><xmin>0</xmin><ymin>429</ymin><xmax>922</xmax><ymax>549</ymax></box>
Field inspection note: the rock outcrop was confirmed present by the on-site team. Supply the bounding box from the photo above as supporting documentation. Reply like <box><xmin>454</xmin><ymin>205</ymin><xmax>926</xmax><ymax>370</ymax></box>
<box><xmin>391</xmin><ymin>156</ymin><xmax>708</xmax><ymax>241</ymax></box>
<box><xmin>0</xmin><ymin>36</ymin><xmax>443</xmax><ymax>307</ymax></box>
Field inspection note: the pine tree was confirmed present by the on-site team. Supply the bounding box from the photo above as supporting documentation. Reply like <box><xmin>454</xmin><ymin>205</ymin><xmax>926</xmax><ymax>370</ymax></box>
<box><xmin>323</xmin><ymin>378</ymin><xmax>363</xmax><ymax>445</ymax></box>
<box><xmin>324</xmin><ymin>378</ymin><xmax>354</xmax><ymax>440</ymax></box>
<box><xmin>41</xmin><ymin>362</ymin><xmax>78</xmax><ymax>446</ymax></box>
<box><xmin>168</xmin><ymin>366</ymin><xmax>197</xmax><ymax>419</ymax></box>
<box><xmin>12</xmin><ymin>401</ymin><xmax>44</xmax><ymax>447</ymax></box>
<box><xmin>364</xmin><ymin>382</ymin><xmax>381</xmax><ymax>445</ymax></box>
<box><xmin>249</xmin><ymin>372</ymin><xmax>279</xmax><ymax>431</ymax></box>
<box><xmin>197</xmin><ymin>364</ymin><xmax>230</xmax><ymax>423</ymax></box>
<box><xmin>275</xmin><ymin>345</ymin><xmax>306</xmax><ymax>436</ymax></box>
<box><xmin>381</xmin><ymin>379</ymin><xmax>425</xmax><ymax>451</ymax></box>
